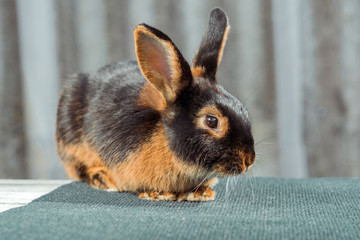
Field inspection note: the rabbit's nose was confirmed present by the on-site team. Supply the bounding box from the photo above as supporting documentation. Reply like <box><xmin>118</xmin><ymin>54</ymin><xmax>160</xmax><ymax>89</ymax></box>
<box><xmin>245</xmin><ymin>146</ymin><xmax>255</xmax><ymax>166</ymax></box>
<box><xmin>240</xmin><ymin>146</ymin><xmax>255</xmax><ymax>172</ymax></box>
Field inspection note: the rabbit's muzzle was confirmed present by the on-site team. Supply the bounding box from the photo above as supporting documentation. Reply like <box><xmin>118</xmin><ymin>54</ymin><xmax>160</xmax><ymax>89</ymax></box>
<box><xmin>214</xmin><ymin>146</ymin><xmax>255</xmax><ymax>175</ymax></box>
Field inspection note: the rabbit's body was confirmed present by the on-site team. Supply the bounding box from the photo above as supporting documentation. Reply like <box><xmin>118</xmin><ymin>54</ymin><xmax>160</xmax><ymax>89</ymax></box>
<box><xmin>57</xmin><ymin>61</ymin><xmax>208</xmax><ymax>194</ymax></box>
<box><xmin>56</xmin><ymin>8</ymin><xmax>255</xmax><ymax>201</ymax></box>
<box><xmin>57</xmin><ymin>60</ymin><xmax>157</xmax><ymax>165</ymax></box>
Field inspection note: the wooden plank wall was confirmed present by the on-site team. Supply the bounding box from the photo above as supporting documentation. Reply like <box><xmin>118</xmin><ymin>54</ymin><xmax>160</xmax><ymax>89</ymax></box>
<box><xmin>0</xmin><ymin>0</ymin><xmax>359</xmax><ymax>179</ymax></box>
<box><xmin>0</xmin><ymin>0</ymin><xmax>26</xmax><ymax>178</ymax></box>
<box><xmin>302</xmin><ymin>0</ymin><xmax>360</xmax><ymax>177</ymax></box>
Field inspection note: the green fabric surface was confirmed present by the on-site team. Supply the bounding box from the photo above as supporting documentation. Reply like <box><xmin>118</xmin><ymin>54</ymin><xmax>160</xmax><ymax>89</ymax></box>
<box><xmin>0</xmin><ymin>178</ymin><xmax>359</xmax><ymax>240</ymax></box>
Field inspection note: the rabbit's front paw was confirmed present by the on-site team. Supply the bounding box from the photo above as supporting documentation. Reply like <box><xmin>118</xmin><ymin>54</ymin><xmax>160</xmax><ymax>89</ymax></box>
<box><xmin>177</xmin><ymin>186</ymin><xmax>215</xmax><ymax>202</ymax></box>
<box><xmin>139</xmin><ymin>191</ymin><xmax>177</xmax><ymax>201</ymax></box>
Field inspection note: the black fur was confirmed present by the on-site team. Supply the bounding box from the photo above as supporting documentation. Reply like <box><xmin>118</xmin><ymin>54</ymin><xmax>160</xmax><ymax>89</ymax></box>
<box><xmin>76</xmin><ymin>163</ymin><xmax>89</xmax><ymax>182</ymax></box>
<box><xmin>56</xmin><ymin>72</ymin><xmax>90</xmax><ymax>145</ymax></box>
<box><xmin>56</xmin><ymin>8</ymin><xmax>255</xmax><ymax>176</ymax></box>
<box><xmin>137</xmin><ymin>24</ymin><xmax>192</xmax><ymax>92</ymax></box>
<box><xmin>167</xmin><ymin>81</ymin><xmax>253</xmax><ymax>172</ymax></box>
<box><xmin>193</xmin><ymin>8</ymin><xmax>228</xmax><ymax>79</ymax></box>
<box><xmin>57</xmin><ymin>61</ymin><xmax>163</xmax><ymax>166</ymax></box>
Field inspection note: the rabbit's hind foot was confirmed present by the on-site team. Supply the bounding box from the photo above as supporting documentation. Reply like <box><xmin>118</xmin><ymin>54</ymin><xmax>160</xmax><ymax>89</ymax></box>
<box><xmin>74</xmin><ymin>164</ymin><xmax>117</xmax><ymax>191</ymax></box>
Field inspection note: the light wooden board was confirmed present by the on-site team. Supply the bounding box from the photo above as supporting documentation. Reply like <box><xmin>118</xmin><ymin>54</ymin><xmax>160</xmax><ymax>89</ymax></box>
<box><xmin>0</xmin><ymin>179</ymin><xmax>71</xmax><ymax>213</ymax></box>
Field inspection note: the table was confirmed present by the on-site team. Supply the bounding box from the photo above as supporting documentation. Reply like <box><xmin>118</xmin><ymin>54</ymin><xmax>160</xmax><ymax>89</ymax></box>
<box><xmin>0</xmin><ymin>178</ymin><xmax>359</xmax><ymax>239</ymax></box>
<box><xmin>0</xmin><ymin>179</ymin><xmax>71</xmax><ymax>213</ymax></box>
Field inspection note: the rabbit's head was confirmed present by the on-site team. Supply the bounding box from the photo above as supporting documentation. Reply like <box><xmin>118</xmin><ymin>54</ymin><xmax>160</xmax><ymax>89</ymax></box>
<box><xmin>134</xmin><ymin>8</ymin><xmax>255</xmax><ymax>176</ymax></box>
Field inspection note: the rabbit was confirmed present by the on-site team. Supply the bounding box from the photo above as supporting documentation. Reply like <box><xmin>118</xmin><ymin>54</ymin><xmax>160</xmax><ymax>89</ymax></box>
<box><xmin>56</xmin><ymin>8</ymin><xmax>255</xmax><ymax>202</ymax></box>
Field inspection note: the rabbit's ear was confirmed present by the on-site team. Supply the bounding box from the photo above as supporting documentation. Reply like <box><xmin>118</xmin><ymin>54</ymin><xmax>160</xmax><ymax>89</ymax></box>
<box><xmin>192</xmin><ymin>8</ymin><xmax>230</xmax><ymax>81</ymax></box>
<box><xmin>134</xmin><ymin>24</ymin><xmax>192</xmax><ymax>103</ymax></box>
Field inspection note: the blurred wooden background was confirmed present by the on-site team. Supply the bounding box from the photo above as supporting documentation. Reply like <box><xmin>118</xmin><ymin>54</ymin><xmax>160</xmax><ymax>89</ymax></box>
<box><xmin>0</xmin><ymin>0</ymin><xmax>359</xmax><ymax>179</ymax></box>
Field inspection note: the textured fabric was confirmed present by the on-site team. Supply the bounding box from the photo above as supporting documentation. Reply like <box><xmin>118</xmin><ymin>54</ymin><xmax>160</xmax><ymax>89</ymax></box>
<box><xmin>0</xmin><ymin>178</ymin><xmax>359</xmax><ymax>240</ymax></box>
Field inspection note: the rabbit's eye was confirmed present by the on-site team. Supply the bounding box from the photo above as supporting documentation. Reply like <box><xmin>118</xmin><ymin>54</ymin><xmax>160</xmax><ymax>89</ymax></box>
<box><xmin>205</xmin><ymin>115</ymin><xmax>218</xmax><ymax>129</ymax></box>
<box><xmin>196</xmin><ymin>106</ymin><xmax>228</xmax><ymax>138</ymax></box>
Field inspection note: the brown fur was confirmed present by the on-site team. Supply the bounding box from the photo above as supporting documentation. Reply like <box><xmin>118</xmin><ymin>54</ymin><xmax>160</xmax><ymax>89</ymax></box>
<box><xmin>58</xmin><ymin>123</ymin><xmax>212</xmax><ymax>196</ymax></box>
<box><xmin>191</xmin><ymin>66</ymin><xmax>206</xmax><ymax>78</ymax></box>
<box><xmin>139</xmin><ymin>191</ymin><xmax>177</xmax><ymax>201</ymax></box>
<box><xmin>240</xmin><ymin>150</ymin><xmax>246</xmax><ymax>173</ymax></box>
<box><xmin>214</xmin><ymin>149</ymin><xmax>254</xmax><ymax>175</ymax></box>
<box><xmin>203</xmin><ymin>177</ymin><xmax>218</xmax><ymax>187</ymax></box>
<box><xmin>244</xmin><ymin>147</ymin><xmax>255</xmax><ymax>166</ymax></box>
<box><xmin>136</xmin><ymin>82</ymin><xmax>167</xmax><ymax>111</ymax></box>
<box><xmin>57</xmin><ymin>9</ymin><xmax>252</xmax><ymax>202</ymax></box>
<box><xmin>217</xmin><ymin>25</ymin><xmax>230</xmax><ymax>67</ymax></box>
<box><xmin>58</xmin><ymin>141</ymin><xmax>116</xmax><ymax>190</ymax></box>
<box><xmin>195</xmin><ymin>105</ymin><xmax>229</xmax><ymax>138</ymax></box>
<box><xmin>110</xmin><ymin>123</ymin><xmax>207</xmax><ymax>193</ymax></box>
<box><xmin>139</xmin><ymin>184</ymin><xmax>216</xmax><ymax>201</ymax></box>
<box><xmin>213</xmin><ymin>162</ymin><xmax>237</xmax><ymax>175</ymax></box>
<box><xmin>134</xmin><ymin>25</ymin><xmax>183</xmax><ymax>103</ymax></box>
<box><xmin>178</xmin><ymin>186</ymin><xmax>215</xmax><ymax>202</ymax></box>
<box><xmin>139</xmin><ymin>178</ymin><xmax>218</xmax><ymax>201</ymax></box>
